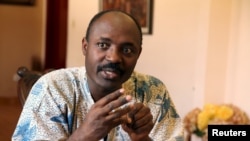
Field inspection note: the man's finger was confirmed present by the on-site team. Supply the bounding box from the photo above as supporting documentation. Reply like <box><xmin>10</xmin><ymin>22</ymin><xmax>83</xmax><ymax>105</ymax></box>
<box><xmin>97</xmin><ymin>89</ymin><xmax>124</xmax><ymax>107</ymax></box>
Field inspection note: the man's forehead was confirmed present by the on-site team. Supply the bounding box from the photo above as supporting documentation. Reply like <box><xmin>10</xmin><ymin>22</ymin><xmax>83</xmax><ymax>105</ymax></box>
<box><xmin>96</xmin><ymin>12</ymin><xmax>131</xmax><ymax>23</ymax></box>
<box><xmin>90</xmin><ymin>13</ymin><xmax>136</xmax><ymax>33</ymax></box>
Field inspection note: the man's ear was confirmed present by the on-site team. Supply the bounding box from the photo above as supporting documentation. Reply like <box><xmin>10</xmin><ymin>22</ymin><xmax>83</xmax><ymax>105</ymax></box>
<box><xmin>82</xmin><ymin>37</ymin><xmax>88</xmax><ymax>56</ymax></box>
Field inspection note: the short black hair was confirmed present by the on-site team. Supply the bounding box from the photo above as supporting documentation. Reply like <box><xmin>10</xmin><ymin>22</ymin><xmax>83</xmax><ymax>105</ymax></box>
<box><xmin>85</xmin><ymin>10</ymin><xmax>143</xmax><ymax>45</ymax></box>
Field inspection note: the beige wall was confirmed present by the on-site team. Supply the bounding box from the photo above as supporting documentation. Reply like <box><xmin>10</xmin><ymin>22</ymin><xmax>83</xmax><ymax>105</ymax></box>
<box><xmin>225</xmin><ymin>0</ymin><xmax>250</xmax><ymax>116</ymax></box>
<box><xmin>0</xmin><ymin>1</ymin><xmax>45</xmax><ymax>97</ymax></box>
<box><xmin>204</xmin><ymin>0</ymin><xmax>231</xmax><ymax>104</ymax></box>
<box><xmin>0</xmin><ymin>0</ymin><xmax>249</xmax><ymax>118</ymax></box>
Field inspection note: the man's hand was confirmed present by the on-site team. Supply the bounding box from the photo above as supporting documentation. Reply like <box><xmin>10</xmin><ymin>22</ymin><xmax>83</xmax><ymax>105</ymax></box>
<box><xmin>67</xmin><ymin>88</ymin><xmax>133</xmax><ymax>141</ymax></box>
<box><xmin>122</xmin><ymin>103</ymin><xmax>154</xmax><ymax>141</ymax></box>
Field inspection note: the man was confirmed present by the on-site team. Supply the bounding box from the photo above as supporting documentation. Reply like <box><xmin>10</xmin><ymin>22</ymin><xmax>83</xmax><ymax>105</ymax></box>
<box><xmin>12</xmin><ymin>10</ymin><xmax>183</xmax><ymax>141</ymax></box>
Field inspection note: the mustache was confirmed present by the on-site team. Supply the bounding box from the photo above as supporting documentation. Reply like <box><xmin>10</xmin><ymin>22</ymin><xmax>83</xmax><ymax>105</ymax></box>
<box><xmin>97</xmin><ymin>63</ymin><xmax>123</xmax><ymax>73</ymax></box>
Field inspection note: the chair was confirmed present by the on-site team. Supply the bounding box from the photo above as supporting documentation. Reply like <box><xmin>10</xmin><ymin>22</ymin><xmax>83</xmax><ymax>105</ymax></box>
<box><xmin>16</xmin><ymin>66</ymin><xmax>43</xmax><ymax>106</ymax></box>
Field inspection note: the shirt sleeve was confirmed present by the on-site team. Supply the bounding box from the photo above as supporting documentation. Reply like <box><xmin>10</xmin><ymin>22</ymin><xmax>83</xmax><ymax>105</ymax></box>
<box><xmin>135</xmin><ymin>74</ymin><xmax>184</xmax><ymax>141</ymax></box>
<box><xmin>12</xmin><ymin>75</ymin><xmax>73</xmax><ymax>141</ymax></box>
<box><xmin>149</xmin><ymin>91</ymin><xmax>184</xmax><ymax>141</ymax></box>
<box><xmin>151</xmin><ymin>81</ymin><xmax>184</xmax><ymax>141</ymax></box>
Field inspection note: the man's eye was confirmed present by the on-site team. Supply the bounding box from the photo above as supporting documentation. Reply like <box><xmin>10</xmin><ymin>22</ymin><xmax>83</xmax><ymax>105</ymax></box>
<box><xmin>123</xmin><ymin>47</ymin><xmax>132</xmax><ymax>54</ymax></box>
<box><xmin>97</xmin><ymin>42</ymin><xmax>109</xmax><ymax>49</ymax></box>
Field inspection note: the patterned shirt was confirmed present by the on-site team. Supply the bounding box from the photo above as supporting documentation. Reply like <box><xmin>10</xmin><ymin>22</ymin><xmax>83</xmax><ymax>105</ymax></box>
<box><xmin>12</xmin><ymin>67</ymin><xmax>184</xmax><ymax>141</ymax></box>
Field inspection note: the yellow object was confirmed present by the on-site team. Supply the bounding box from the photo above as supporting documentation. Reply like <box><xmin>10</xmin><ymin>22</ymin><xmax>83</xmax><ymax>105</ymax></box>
<box><xmin>197</xmin><ymin>104</ymin><xmax>234</xmax><ymax>131</ymax></box>
<box><xmin>215</xmin><ymin>105</ymin><xmax>233</xmax><ymax>120</ymax></box>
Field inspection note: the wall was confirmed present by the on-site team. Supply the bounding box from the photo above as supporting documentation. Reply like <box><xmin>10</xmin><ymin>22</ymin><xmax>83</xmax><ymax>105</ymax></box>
<box><xmin>204</xmin><ymin>0</ymin><xmax>231</xmax><ymax>103</ymax></box>
<box><xmin>0</xmin><ymin>1</ymin><xmax>45</xmax><ymax>97</ymax></box>
<box><xmin>225</xmin><ymin>0</ymin><xmax>250</xmax><ymax>115</ymax></box>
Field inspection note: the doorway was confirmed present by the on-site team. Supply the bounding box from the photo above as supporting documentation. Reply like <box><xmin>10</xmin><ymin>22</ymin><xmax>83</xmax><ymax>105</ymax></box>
<box><xmin>45</xmin><ymin>0</ymin><xmax>68</xmax><ymax>69</ymax></box>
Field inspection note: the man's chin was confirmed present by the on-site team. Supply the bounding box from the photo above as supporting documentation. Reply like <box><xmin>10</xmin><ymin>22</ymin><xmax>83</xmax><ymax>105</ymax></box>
<box><xmin>100</xmin><ymin>82</ymin><xmax>122</xmax><ymax>92</ymax></box>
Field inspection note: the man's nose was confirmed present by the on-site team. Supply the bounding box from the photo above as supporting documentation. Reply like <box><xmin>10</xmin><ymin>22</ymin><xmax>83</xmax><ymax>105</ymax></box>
<box><xmin>105</xmin><ymin>47</ymin><xmax>122</xmax><ymax>63</ymax></box>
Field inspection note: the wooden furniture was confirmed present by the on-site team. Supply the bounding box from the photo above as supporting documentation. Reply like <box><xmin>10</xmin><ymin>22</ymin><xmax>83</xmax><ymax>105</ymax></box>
<box><xmin>16</xmin><ymin>66</ymin><xmax>43</xmax><ymax>106</ymax></box>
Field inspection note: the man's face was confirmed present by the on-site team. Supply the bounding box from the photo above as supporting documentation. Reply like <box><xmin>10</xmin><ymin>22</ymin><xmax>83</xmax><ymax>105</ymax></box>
<box><xmin>83</xmin><ymin>13</ymin><xmax>142</xmax><ymax>93</ymax></box>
